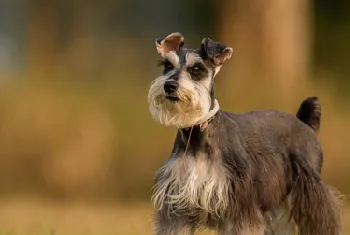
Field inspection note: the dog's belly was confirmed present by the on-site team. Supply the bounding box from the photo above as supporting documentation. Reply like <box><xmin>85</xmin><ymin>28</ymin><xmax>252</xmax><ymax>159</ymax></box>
<box><xmin>152</xmin><ymin>153</ymin><xmax>231</xmax><ymax>224</ymax></box>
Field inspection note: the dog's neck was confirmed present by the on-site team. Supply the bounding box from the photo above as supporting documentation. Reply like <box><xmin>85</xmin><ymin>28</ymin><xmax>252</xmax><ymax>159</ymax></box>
<box><xmin>198</xmin><ymin>99</ymin><xmax>220</xmax><ymax>127</ymax></box>
<box><xmin>181</xmin><ymin>99</ymin><xmax>220</xmax><ymax>132</ymax></box>
<box><xmin>178</xmin><ymin>99</ymin><xmax>220</xmax><ymax>154</ymax></box>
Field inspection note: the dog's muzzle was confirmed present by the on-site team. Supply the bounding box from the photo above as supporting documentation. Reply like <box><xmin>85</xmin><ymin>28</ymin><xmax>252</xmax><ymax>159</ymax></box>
<box><xmin>164</xmin><ymin>80</ymin><xmax>180</xmax><ymax>101</ymax></box>
<box><xmin>164</xmin><ymin>80</ymin><xmax>178</xmax><ymax>94</ymax></box>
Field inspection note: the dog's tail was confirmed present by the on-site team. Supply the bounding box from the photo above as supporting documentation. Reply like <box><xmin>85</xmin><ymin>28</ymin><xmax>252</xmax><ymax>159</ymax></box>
<box><xmin>290</xmin><ymin>161</ymin><xmax>343</xmax><ymax>235</ymax></box>
<box><xmin>296</xmin><ymin>96</ymin><xmax>321</xmax><ymax>133</ymax></box>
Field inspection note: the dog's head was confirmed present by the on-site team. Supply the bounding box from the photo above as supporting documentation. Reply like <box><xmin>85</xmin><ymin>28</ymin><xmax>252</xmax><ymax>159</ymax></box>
<box><xmin>148</xmin><ymin>32</ymin><xmax>233</xmax><ymax>128</ymax></box>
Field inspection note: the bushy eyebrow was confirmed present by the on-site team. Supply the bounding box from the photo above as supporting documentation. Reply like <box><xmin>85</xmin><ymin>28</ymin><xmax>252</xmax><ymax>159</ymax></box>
<box><xmin>157</xmin><ymin>59</ymin><xmax>170</xmax><ymax>67</ymax></box>
<box><xmin>162</xmin><ymin>51</ymin><xmax>180</xmax><ymax>69</ymax></box>
<box><xmin>185</xmin><ymin>52</ymin><xmax>203</xmax><ymax>67</ymax></box>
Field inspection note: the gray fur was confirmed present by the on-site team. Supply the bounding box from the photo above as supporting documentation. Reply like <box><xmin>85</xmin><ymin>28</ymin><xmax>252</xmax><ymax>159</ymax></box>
<box><xmin>150</xmin><ymin>33</ymin><xmax>342</xmax><ymax>235</ymax></box>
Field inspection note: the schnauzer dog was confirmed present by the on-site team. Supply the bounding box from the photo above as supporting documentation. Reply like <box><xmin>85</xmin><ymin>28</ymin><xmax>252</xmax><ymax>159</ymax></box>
<box><xmin>148</xmin><ymin>32</ymin><xmax>342</xmax><ymax>235</ymax></box>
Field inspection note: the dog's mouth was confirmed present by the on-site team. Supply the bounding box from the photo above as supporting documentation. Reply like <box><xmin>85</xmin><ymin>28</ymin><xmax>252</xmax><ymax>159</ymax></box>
<box><xmin>166</xmin><ymin>96</ymin><xmax>180</xmax><ymax>102</ymax></box>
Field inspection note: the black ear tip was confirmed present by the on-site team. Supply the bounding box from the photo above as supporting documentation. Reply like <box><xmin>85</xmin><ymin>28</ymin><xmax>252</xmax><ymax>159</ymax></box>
<box><xmin>201</xmin><ymin>38</ymin><xmax>207</xmax><ymax>44</ymax></box>
<box><xmin>156</xmin><ymin>38</ymin><xmax>163</xmax><ymax>45</ymax></box>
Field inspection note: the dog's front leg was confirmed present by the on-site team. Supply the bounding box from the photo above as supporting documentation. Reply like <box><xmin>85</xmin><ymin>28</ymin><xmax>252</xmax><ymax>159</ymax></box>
<box><xmin>218</xmin><ymin>224</ymin><xmax>265</xmax><ymax>235</ymax></box>
<box><xmin>239</xmin><ymin>224</ymin><xmax>265</xmax><ymax>235</ymax></box>
<box><xmin>218</xmin><ymin>214</ymin><xmax>266</xmax><ymax>235</ymax></box>
<box><xmin>155</xmin><ymin>215</ymin><xmax>196</xmax><ymax>235</ymax></box>
<box><xmin>155</xmin><ymin>225</ymin><xmax>195</xmax><ymax>235</ymax></box>
<box><xmin>264</xmin><ymin>204</ymin><xmax>296</xmax><ymax>235</ymax></box>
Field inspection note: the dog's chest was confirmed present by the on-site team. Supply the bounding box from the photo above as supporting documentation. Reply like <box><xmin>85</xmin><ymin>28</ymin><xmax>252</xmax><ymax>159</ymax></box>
<box><xmin>153</xmin><ymin>153</ymin><xmax>231</xmax><ymax>218</ymax></box>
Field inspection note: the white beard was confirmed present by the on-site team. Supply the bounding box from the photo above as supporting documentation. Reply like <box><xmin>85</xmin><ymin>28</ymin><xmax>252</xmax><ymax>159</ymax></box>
<box><xmin>148</xmin><ymin>73</ymin><xmax>211</xmax><ymax>128</ymax></box>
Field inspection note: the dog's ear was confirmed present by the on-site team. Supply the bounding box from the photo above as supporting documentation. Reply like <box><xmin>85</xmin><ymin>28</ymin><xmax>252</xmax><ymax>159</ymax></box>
<box><xmin>201</xmin><ymin>38</ymin><xmax>233</xmax><ymax>66</ymax></box>
<box><xmin>156</xmin><ymin>32</ymin><xmax>184</xmax><ymax>57</ymax></box>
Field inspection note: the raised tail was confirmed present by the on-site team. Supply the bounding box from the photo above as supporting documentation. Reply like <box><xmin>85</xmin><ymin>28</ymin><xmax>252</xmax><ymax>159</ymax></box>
<box><xmin>296</xmin><ymin>96</ymin><xmax>321</xmax><ymax>133</ymax></box>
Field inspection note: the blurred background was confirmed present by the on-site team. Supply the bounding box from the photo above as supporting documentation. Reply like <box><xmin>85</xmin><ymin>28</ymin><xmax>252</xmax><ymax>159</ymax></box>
<box><xmin>0</xmin><ymin>0</ymin><xmax>350</xmax><ymax>234</ymax></box>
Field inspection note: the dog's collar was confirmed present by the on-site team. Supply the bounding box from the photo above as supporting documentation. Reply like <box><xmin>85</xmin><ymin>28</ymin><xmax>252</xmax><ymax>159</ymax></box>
<box><xmin>182</xmin><ymin>99</ymin><xmax>220</xmax><ymax>132</ymax></box>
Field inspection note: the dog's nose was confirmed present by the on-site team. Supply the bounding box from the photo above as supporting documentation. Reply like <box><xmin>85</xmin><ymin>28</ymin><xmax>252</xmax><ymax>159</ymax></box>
<box><xmin>164</xmin><ymin>81</ymin><xmax>179</xmax><ymax>94</ymax></box>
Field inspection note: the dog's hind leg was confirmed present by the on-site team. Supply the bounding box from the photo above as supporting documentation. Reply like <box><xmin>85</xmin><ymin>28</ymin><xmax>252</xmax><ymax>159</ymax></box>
<box><xmin>290</xmin><ymin>156</ymin><xmax>342</xmax><ymax>235</ymax></box>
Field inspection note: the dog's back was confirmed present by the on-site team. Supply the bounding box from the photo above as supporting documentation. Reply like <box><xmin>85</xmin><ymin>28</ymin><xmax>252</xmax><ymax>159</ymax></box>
<box><xmin>228</xmin><ymin>97</ymin><xmax>322</xmax><ymax>174</ymax></box>
<box><xmin>222</xmin><ymin>97</ymin><xmax>341</xmax><ymax>235</ymax></box>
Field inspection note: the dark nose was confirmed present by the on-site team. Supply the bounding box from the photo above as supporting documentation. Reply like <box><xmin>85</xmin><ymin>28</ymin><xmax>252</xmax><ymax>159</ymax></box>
<box><xmin>164</xmin><ymin>81</ymin><xmax>179</xmax><ymax>94</ymax></box>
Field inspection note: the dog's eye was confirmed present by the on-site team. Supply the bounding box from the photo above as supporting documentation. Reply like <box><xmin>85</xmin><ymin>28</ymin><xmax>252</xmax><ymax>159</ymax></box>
<box><xmin>193</xmin><ymin>66</ymin><xmax>200</xmax><ymax>71</ymax></box>
<box><xmin>188</xmin><ymin>64</ymin><xmax>205</xmax><ymax>73</ymax></box>
<box><xmin>187</xmin><ymin>63</ymin><xmax>207</xmax><ymax>80</ymax></box>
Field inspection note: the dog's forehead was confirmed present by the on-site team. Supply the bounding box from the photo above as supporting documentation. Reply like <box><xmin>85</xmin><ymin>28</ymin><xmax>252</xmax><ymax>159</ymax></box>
<box><xmin>177</xmin><ymin>48</ymin><xmax>204</xmax><ymax>65</ymax></box>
